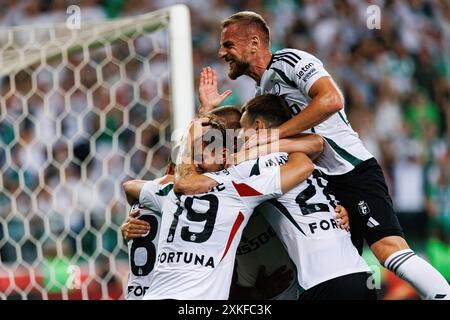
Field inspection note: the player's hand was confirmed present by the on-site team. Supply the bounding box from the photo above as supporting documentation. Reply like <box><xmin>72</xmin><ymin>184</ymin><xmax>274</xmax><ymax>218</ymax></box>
<box><xmin>255</xmin><ymin>265</ymin><xmax>294</xmax><ymax>299</ymax></box>
<box><xmin>335</xmin><ymin>205</ymin><xmax>350</xmax><ymax>231</ymax></box>
<box><xmin>121</xmin><ymin>209</ymin><xmax>150</xmax><ymax>241</ymax></box>
<box><xmin>243</xmin><ymin>129</ymin><xmax>279</xmax><ymax>150</ymax></box>
<box><xmin>198</xmin><ymin>66</ymin><xmax>232</xmax><ymax>113</ymax></box>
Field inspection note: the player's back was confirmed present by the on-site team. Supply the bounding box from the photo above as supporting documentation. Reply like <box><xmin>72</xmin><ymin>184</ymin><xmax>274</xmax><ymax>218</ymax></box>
<box><xmin>233</xmin><ymin>153</ymin><xmax>370</xmax><ymax>290</ymax></box>
<box><xmin>125</xmin><ymin>177</ymin><xmax>173</xmax><ymax>300</ymax></box>
<box><xmin>144</xmin><ymin>165</ymin><xmax>282</xmax><ymax>300</ymax></box>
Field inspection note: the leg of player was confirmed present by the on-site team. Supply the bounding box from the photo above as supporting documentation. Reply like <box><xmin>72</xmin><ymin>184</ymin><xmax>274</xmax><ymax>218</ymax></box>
<box><xmin>370</xmin><ymin>235</ymin><xmax>450</xmax><ymax>300</ymax></box>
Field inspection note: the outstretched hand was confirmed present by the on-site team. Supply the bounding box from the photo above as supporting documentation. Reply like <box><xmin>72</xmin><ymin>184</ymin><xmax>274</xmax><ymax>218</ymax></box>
<box><xmin>198</xmin><ymin>66</ymin><xmax>232</xmax><ymax>113</ymax></box>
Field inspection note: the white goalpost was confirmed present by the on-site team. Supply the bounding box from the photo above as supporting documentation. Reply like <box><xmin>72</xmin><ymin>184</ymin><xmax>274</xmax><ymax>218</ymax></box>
<box><xmin>0</xmin><ymin>5</ymin><xmax>194</xmax><ymax>299</ymax></box>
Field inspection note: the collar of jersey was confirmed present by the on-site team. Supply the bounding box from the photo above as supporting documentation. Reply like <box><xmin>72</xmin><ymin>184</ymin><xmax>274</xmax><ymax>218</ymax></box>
<box><xmin>266</xmin><ymin>54</ymin><xmax>274</xmax><ymax>70</ymax></box>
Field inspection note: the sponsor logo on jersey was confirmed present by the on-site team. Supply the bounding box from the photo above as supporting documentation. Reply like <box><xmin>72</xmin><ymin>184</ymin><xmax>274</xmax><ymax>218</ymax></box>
<box><xmin>303</xmin><ymin>69</ymin><xmax>318</xmax><ymax>83</ymax></box>
<box><xmin>358</xmin><ymin>200</ymin><xmax>370</xmax><ymax>216</ymax></box>
<box><xmin>308</xmin><ymin>218</ymin><xmax>342</xmax><ymax>234</ymax></box>
<box><xmin>157</xmin><ymin>250</ymin><xmax>215</xmax><ymax>268</ymax></box>
<box><xmin>268</xmin><ymin>73</ymin><xmax>284</xmax><ymax>95</ymax></box>
<box><xmin>236</xmin><ymin>227</ymin><xmax>277</xmax><ymax>255</ymax></box>
<box><xmin>296</xmin><ymin>62</ymin><xmax>315</xmax><ymax>80</ymax></box>
<box><xmin>273</xmin><ymin>82</ymin><xmax>281</xmax><ymax>95</ymax></box>
<box><xmin>127</xmin><ymin>285</ymin><xmax>149</xmax><ymax>297</ymax></box>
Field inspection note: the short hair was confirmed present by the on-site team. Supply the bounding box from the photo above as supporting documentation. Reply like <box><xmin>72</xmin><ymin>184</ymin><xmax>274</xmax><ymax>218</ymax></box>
<box><xmin>221</xmin><ymin>11</ymin><xmax>270</xmax><ymax>44</ymax></box>
<box><xmin>241</xmin><ymin>94</ymin><xmax>291</xmax><ymax>128</ymax></box>
<box><xmin>209</xmin><ymin>105</ymin><xmax>242</xmax><ymax>130</ymax></box>
<box><xmin>202</xmin><ymin>114</ymin><xmax>228</xmax><ymax>150</ymax></box>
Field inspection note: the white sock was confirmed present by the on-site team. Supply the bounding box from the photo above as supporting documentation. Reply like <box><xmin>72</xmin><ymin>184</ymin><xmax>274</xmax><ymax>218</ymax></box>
<box><xmin>384</xmin><ymin>249</ymin><xmax>450</xmax><ymax>300</ymax></box>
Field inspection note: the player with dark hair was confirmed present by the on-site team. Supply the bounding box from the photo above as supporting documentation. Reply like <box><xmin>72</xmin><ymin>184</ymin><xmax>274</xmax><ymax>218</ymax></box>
<box><xmin>139</xmin><ymin>115</ymin><xmax>314</xmax><ymax>299</ymax></box>
<box><xmin>198</xmin><ymin>11</ymin><xmax>450</xmax><ymax>300</ymax></box>
<box><xmin>121</xmin><ymin>109</ymin><xmax>299</xmax><ymax>299</ymax></box>
<box><xmin>186</xmin><ymin>94</ymin><xmax>376</xmax><ymax>300</ymax></box>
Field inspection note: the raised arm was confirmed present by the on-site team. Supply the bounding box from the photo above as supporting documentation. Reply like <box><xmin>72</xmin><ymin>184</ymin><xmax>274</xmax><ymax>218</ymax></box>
<box><xmin>198</xmin><ymin>67</ymin><xmax>232</xmax><ymax>114</ymax></box>
<box><xmin>278</xmin><ymin>77</ymin><xmax>344</xmax><ymax>139</ymax></box>
<box><xmin>231</xmin><ymin>133</ymin><xmax>324</xmax><ymax>165</ymax></box>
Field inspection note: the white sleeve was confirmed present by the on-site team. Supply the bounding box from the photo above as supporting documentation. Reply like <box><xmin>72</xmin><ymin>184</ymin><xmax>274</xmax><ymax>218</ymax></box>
<box><xmin>292</xmin><ymin>51</ymin><xmax>330</xmax><ymax>96</ymax></box>
<box><xmin>201</xmin><ymin>171</ymin><xmax>227</xmax><ymax>186</ymax></box>
<box><xmin>139</xmin><ymin>180</ymin><xmax>163</xmax><ymax>212</ymax></box>
<box><xmin>233</xmin><ymin>166</ymin><xmax>282</xmax><ymax>209</ymax></box>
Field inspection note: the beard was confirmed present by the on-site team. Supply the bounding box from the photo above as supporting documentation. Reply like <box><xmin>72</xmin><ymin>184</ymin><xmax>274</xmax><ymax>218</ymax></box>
<box><xmin>227</xmin><ymin>58</ymin><xmax>250</xmax><ymax>80</ymax></box>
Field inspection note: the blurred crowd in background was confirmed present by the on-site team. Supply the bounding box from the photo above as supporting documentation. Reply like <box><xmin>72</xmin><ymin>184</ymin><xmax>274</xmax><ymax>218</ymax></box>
<box><xmin>0</xmin><ymin>0</ymin><xmax>449</xmax><ymax>299</ymax></box>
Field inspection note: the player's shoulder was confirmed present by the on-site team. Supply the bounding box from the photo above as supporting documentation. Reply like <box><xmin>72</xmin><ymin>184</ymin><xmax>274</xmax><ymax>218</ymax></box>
<box><xmin>229</xmin><ymin>153</ymin><xmax>287</xmax><ymax>178</ymax></box>
<box><xmin>154</xmin><ymin>174</ymin><xmax>174</xmax><ymax>186</ymax></box>
<box><xmin>145</xmin><ymin>175</ymin><xmax>174</xmax><ymax>197</ymax></box>
<box><xmin>202</xmin><ymin>162</ymin><xmax>259</xmax><ymax>185</ymax></box>
<box><xmin>155</xmin><ymin>182</ymin><xmax>174</xmax><ymax>197</ymax></box>
<box><xmin>271</xmin><ymin>48</ymin><xmax>322</xmax><ymax>69</ymax></box>
<box><xmin>258</xmin><ymin>152</ymin><xmax>289</xmax><ymax>170</ymax></box>
<box><xmin>130</xmin><ymin>201</ymin><xmax>160</xmax><ymax>217</ymax></box>
<box><xmin>273</xmin><ymin>48</ymin><xmax>310</xmax><ymax>58</ymax></box>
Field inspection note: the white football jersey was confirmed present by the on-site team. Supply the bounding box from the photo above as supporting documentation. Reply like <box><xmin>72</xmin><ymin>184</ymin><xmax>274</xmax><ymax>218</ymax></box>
<box><xmin>144</xmin><ymin>166</ymin><xmax>283</xmax><ymax>300</ymax></box>
<box><xmin>255</xmin><ymin>48</ymin><xmax>373</xmax><ymax>175</ymax></box>
<box><xmin>232</xmin><ymin>153</ymin><xmax>371</xmax><ymax>290</ymax></box>
<box><xmin>125</xmin><ymin>178</ymin><xmax>173</xmax><ymax>300</ymax></box>
<box><xmin>235</xmin><ymin>211</ymin><xmax>299</xmax><ymax>300</ymax></box>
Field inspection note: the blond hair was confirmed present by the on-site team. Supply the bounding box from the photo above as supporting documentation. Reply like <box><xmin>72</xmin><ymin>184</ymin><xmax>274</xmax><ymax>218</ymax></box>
<box><xmin>221</xmin><ymin>11</ymin><xmax>270</xmax><ymax>44</ymax></box>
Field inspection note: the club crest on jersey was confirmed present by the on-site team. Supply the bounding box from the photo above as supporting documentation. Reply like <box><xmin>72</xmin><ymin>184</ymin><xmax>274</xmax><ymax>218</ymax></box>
<box><xmin>273</xmin><ymin>82</ymin><xmax>281</xmax><ymax>95</ymax></box>
<box><xmin>358</xmin><ymin>201</ymin><xmax>370</xmax><ymax>216</ymax></box>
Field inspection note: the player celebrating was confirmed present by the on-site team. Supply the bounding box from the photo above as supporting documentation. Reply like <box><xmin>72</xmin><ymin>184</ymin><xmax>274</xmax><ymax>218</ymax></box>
<box><xmin>122</xmin><ymin>168</ymin><xmax>298</xmax><ymax>300</ymax></box>
<box><xmin>198</xmin><ymin>11</ymin><xmax>450</xmax><ymax>300</ymax></box>
<box><xmin>122</xmin><ymin>108</ymin><xmax>300</xmax><ymax>300</ymax></box>
<box><xmin>186</xmin><ymin>94</ymin><xmax>376</xmax><ymax>300</ymax></box>
<box><xmin>207</xmin><ymin>105</ymin><xmax>303</xmax><ymax>300</ymax></box>
<box><xmin>122</xmin><ymin>108</ymin><xmax>302</xmax><ymax>300</ymax></box>
<box><xmin>120</xmin><ymin>162</ymin><xmax>174</xmax><ymax>300</ymax></box>
<box><xmin>141</xmin><ymin>116</ymin><xmax>313</xmax><ymax>299</ymax></box>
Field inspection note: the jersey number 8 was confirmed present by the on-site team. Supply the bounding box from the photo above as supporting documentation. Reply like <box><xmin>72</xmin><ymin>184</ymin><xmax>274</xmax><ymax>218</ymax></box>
<box><xmin>130</xmin><ymin>215</ymin><xmax>158</xmax><ymax>277</ymax></box>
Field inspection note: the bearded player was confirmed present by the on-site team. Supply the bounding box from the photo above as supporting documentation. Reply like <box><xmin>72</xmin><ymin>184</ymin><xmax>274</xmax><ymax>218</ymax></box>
<box><xmin>199</xmin><ymin>11</ymin><xmax>450</xmax><ymax>300</ymax></box>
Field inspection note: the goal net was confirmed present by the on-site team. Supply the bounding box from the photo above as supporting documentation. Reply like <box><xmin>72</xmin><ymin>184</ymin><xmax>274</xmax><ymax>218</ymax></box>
<box><xmin>0</xmin><ymin>5</ymin><xmax>194</xmax><ymax>300</ymax></box>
